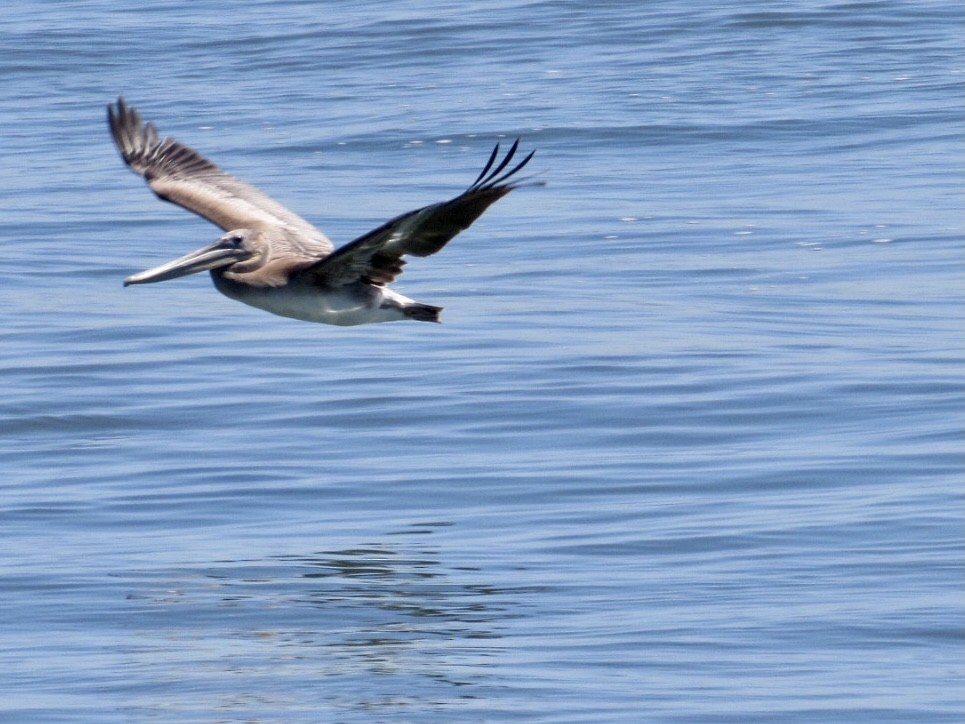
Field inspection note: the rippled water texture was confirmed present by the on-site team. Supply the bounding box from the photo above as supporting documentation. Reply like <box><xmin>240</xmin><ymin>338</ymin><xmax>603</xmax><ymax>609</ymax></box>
<box><xmin>1</xmin><ymin>1</ymin><xmax>962</xmax><ymax>721</ymax></box>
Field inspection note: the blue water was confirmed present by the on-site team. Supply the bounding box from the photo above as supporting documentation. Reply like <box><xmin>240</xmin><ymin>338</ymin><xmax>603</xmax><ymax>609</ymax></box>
<box><xmin>1</xmin><ymin>1</ymin><xmax>962</xmax><ymax>721</ymax></box>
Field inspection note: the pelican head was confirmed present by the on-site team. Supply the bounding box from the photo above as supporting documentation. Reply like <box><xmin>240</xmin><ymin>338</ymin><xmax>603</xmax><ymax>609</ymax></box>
<box><xmin>124</xmin><ymin>230</ymin><xmax>264</xmax><ymax>286</ymax></box>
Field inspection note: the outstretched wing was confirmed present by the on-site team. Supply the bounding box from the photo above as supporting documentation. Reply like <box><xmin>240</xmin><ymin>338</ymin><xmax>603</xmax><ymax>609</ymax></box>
<box><xmin>299</xmin><ymin>140</ymin><xmax>539</xmax><ymax>288</ymax></box>
<box><xmin>108</xmin><ymin>97</ymin><xmax>333</xmax><ymax>257</ymax></box>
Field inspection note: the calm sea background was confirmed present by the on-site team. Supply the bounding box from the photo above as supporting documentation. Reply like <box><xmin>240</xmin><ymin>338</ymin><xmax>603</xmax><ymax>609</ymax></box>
<box><xmin>1</xmin><ymin>1</ymin><xmax>962</xmax><ymax>721</ymax></box>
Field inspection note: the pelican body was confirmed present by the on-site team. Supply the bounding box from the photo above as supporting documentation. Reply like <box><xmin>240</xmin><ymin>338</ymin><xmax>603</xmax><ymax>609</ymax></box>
<box><xmin>108</xmin><ymin>98</ymin><xmax>538</xmax><ymax>325</ymax></box>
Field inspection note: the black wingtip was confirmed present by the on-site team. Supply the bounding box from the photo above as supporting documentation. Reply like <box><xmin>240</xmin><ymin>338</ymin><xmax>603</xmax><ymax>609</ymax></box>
<box><xmin>469</xmin><ymin>138</ymin><xmax>535</xmax><ymax>192</ymax></box>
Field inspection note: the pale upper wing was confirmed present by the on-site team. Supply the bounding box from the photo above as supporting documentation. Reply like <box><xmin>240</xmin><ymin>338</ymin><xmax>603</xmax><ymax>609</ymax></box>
<box><xmin>108</xmin><ymin>97</ymin><xmax>333</xmax><ymax>257</ymax></box>
<box><xmin>299</xmin><ymin>140</ymin><xmax>539</xmax><ymax>288</ymax></box>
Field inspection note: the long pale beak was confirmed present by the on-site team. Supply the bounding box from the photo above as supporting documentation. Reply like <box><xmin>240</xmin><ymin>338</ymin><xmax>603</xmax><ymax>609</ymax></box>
<box><xmin>124</xmin><ymin>240</ymin><xmax>251</xmax><ymax>286</ymax></box>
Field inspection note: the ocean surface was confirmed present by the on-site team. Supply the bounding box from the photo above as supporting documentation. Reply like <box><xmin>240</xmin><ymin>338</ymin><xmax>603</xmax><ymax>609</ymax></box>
<box><xmin>1</xmin><ymin>1</ymin><xmax>962</xmax><ymax>721</ymax></box>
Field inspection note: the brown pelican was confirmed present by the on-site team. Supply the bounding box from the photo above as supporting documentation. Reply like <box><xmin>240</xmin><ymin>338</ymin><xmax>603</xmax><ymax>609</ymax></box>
<box><xmin>108</xmin><ymin>98</ymin><xmax>538</xmax><ymax>325</ymax></box>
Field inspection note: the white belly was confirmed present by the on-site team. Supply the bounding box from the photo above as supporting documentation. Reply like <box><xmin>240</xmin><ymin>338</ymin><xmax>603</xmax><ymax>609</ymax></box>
<box><xmin>215</xmin><ymin>278</ymin><xmax>412</xmax><ymax>326</ymax></box>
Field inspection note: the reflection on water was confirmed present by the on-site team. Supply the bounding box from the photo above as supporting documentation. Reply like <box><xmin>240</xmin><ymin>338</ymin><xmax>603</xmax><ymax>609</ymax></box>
<box><xmin>121</xmin><ymin>522</ymin><xmax>545</xmax><ymax>716</ymax></box>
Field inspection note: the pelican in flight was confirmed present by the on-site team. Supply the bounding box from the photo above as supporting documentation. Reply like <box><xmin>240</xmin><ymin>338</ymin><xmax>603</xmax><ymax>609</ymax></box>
<box><xmin>108</xmin><ymin>98</ymin><xmax>538</xmax><ymax>325</ymax></box>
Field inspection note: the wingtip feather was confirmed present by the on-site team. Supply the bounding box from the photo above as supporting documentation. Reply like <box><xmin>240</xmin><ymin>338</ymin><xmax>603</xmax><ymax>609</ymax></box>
<box><xmin>468</xmin><ymin>139</ymin><xmax>536</xmax><ymax>192</ymax></box>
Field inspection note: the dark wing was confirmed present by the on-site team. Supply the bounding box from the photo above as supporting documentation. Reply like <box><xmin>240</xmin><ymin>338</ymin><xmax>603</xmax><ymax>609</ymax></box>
<box><xmin>298</xmin><ymin>140</ymin><xmax>539</xmax><ymax>288</ymax></box>
<box><xmin>108</xmin><ymin>97</ymin><xmax>333</xmax><ymax>256</ymax></box>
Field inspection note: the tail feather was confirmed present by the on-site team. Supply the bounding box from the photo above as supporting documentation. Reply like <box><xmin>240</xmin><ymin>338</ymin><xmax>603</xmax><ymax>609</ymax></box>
<box><xmin>404</xmin><ymin>303</ymin><xmax>442</xmax><ymax>323</ymax></box>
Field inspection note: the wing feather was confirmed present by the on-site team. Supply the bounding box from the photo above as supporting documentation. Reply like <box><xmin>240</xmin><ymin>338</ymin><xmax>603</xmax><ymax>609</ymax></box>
<box><xmin>300</xmin><ymin>141</ymin><xmax>540</xmax><ymax>288</ymax></box>
<box><xmin>108</xmin><ymin>98</ymin><xmax>333</xmax><ymax>256</ymax></box>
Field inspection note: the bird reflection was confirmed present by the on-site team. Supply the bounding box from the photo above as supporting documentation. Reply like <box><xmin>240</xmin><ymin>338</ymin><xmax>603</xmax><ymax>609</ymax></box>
<box><xmin>134</xmin><ymin>522</ymin><xmax>546</xmax><ymax>713</ymax></box>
